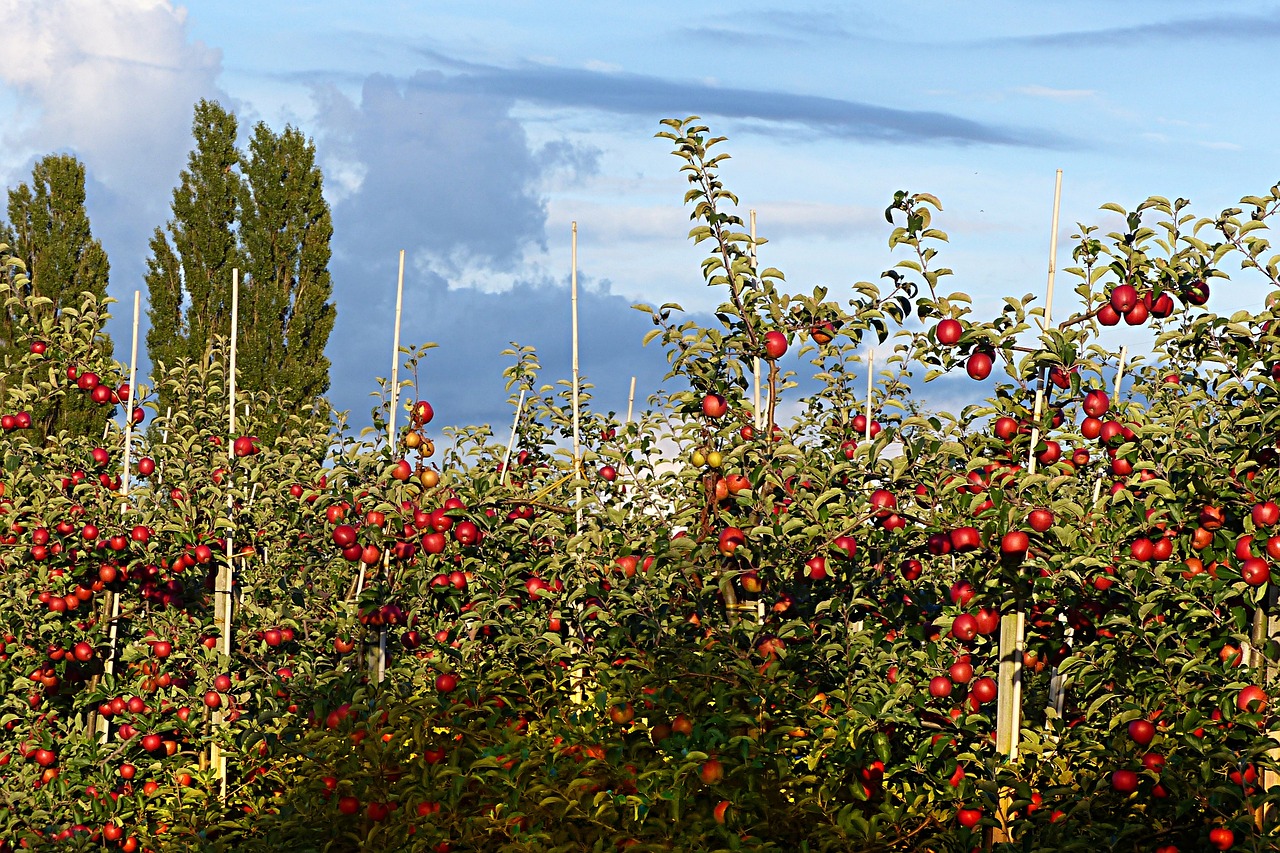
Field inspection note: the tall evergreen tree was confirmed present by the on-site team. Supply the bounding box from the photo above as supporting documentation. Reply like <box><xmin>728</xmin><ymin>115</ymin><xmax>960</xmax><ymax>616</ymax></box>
<box><xmin>238</xmin><ymin>122</ymin><xmax>335</xmax><ymax>414</ymax></box>
<box><xmin>0</xmin><ymin>154</ymin><xmax>112</xmax><ymax>436</ymax></box>
<box><xmin>146</xmin><ymin>101</ymin><xmax>336</xmax><ymax>431</ymax></box>
<box><xmin>146</xmin><ymin>100</ymin><xmax>242</xmax><ymax>387</ymax></box>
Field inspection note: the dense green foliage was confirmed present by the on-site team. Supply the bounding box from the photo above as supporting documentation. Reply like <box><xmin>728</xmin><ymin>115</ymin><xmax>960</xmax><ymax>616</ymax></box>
<box><xmin>146</xmin><ymin>100</ymin><xmax>334</xmax><ymax>435</ymax></box>
<box><xmin>0</xmin><ymin>119</ymin><xmax>1278</xmax><ymax>853</ymax></box>
<box><xmin>0</xmin><ymin>155</ymin><xmax>112</xmax><ymax>438</ymax></box>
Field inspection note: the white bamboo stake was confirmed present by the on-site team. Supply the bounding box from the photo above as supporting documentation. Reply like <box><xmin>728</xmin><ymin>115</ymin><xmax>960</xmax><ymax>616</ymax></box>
<box><xmin>626</xmin><ymin>376</ymin><xmax>637</xmax><ymax>424</ymax></box>
<box><xmin>98</xmin><ymin>292</ymin><xmax>141</xmax><ymax>740</ymax></box>
<box><xmin>378</xmin><ymin>252</ymin><xmax>406</xmax><ymax>682</ymax></box>
<box><xmin>387</xmin><ymin>250</ymin><xmax>407</xmax><ymax>443</ymax></box>
<box><xmin>501</xmin><ymin>390</ymin><xmax>527</xmax><ymax>487</ymax></box>
<box><xmin>571</xmin><ymin>223</ymin><xmax>582</xmax><ymax>531</ymax></box>
<box><xmin>999</xmin><ymin>171</ymin><xmax>1063</xmax><ymax>771</ymax></box>
<box><xmin>865</xmin><ymin>349</ymin><xmax>875</xmax><ymax>444</ymax></box>
<box><xmin>122</xmin><ymin>290</ymin><xmax>140</xmax><ymax>493</ymax></box>
<box><xmin>356</xmin><ymin>251</ymin><xmax>405</xmax><ymax>602</ymax></box>
<box><xmin>751</xmin><ymin>210</ymin><xmax>763</xmax><ymax>430</ymax></box>
<box><xmin>213</xmin><ymin>269</ymin><xmax>240</xmax><ymax>799</ymax></box>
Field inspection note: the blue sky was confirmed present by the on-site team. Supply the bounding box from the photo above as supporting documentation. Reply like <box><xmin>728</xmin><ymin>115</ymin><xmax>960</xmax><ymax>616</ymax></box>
<box><xmin>2</xmin><ymin>1</ymin><xmax>1278</xmax><ymax>433</ymax></box>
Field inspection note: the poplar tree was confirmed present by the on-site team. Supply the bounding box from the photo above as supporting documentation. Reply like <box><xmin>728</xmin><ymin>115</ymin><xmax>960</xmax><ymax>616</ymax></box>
<box><xmin>0</xmin><ymin>154</ymin><xmax>112</xmax><ymax>436</ymax></box>
<box><xmin>238</xmin><ymin>121</ymin><xmax>335</xmax><ymax>416</ymax></box>
<box><xmin>145</xmin><ymin>99</ymin><xmax>242</xmax><ymax>386</ymax></box>
<box><xmin>146</xmin><ymin>101</ymin><xmax>335</xmax><ymax>432</ymax></box>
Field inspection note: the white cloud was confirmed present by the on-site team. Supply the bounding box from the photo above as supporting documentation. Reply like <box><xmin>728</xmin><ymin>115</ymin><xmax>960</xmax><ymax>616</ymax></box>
<box><xmin>1013</xmin><ymin>85</ymin><xmax>1096</xmax><ymax>100</ymax></box>
<box><xmin>0</xmin><ymin>0</ymin><xmax>222</xmax><ymax>193</ymax></box>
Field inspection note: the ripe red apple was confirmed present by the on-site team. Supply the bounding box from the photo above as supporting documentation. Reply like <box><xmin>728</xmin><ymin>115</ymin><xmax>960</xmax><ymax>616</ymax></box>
<box><xmin>951</xmin><ymin>614</ymin><xmax>979</xmax><ymax>642</ymax></box>
<box><xmin>1208</xmin><ymin>828</ymin><xmax>1233</xmax><ymax>850</ymax></box>
<box><xmin>956</xmin><ymin>807</ymin><xmax>982</xmax><ymax>829</ymax></box>
<box><xmin>718</xmin><ymin>527</ymin><xmax>745</xmax><ymax>556</ymax></box>
<box><xmin>1027</xmin><ymin>509</ymin><xmax>1054</xmax><ymax>533</ymax></box>
<box><xmin>332</xmin><ymin>524</ymin><xmax>357</xmax><ymax>548</ymax></box>
<box><xmin>1124</xmin><ymin>298</ymin><xmax>1149</xmax><ymax>325</ymax></box>
<box><xmin>949</xmin><ymin>581</ymin><xmax>975</xmax><ymax>607</ymax></box>
<box><xmin>832</xmin><ymin>535</ymin><xmax>856</xmax><ymax>559</ymax></box>
<box><xmin>949</xmin><ymin>526</ymin><xmax>981</xmax><ymax>553</ymax></box>
<box><xmin>966</xmin><ymin>351</ymin><xmax>993</xmax><ymax>381</ymax></box>
<box><xmin>1110</xmin><ymin>769</ymin><xmax>1138</xmax><ymax>793</ymax></box>
<box><xmin>413</xmin><ymin>400</ymin><xmax>434</xmax><ymax>425</ymax></box>
<box><xmin>970</xmin><ymin>677</ymin><xmax>996</xmax><ymax>704</ymax></box>
<box><xmin>1252</xmin><ymin>501</ymin><xmax>1279</xmax><ymax>528</ymax></box>
<box><xmin>1000</xmin><ymin>530</ymin><xmax>1029</xmax><ymax>556</ymax></box>
<box><xmin>1237</xmin><ymin>685</ymin><xmax>1267</xmax><ymax>713</ymax></box>
<box><xmin>929</xmin><ymin>676</ymin><xmax>953</xmax><ymax>698</ymax></box>
<box><xmin>1148</xmin><ymin>291</ymin><xmax>1174</xmax><ymax>317</ymax></box>
<box><xmin>1128</xmin><ymin>719</ymin><xmax>1155</xmax><ymax>746</ymax></box>
<box><xmin>1083</xmin><ymin>390</ymin><xmax>1110</xmax><ymax>418</ymax></box>
<box><xmin>1184</xmin><ymin>280</ymin><xmax>1210</xmax><ymax>305</ymax></box>
<box><xmin>993</xmin><ymin>416</ymin><xmax>1018</xmax><ymax>441</ymax></box>
<box><xmin>435</xmin><ymin>673</ymin><xmax>458</xmax><ymax>694</ymax></box>
<box><xmin>803</xmin><ymin>556</ymin><xmax>828</xmax><ymax>580</ymax></box>
<box><xmin>763</xmin><ymin>330</ymin><xmax>788</xmax><ymax>359</ymax></box>
<box><xmin>936</xmin><ymin>318</ymin><xmax>963</xmax><ymax>345</ymax></box>
<box><xmin>1110</xmin><ymin>284</ymin><xmax>1138</xmax><ymax>314</ymax></box>
<box><xmin>701</xmin><ymin>393</ymin><xmax>728</xmax><ymax>419</ymax></box>
<box><xmin>949</xmin><ymin>660</ymin><xmax>974</xmax><ymax>684</ymax></box>
<box><xmin>1241</xmin><ymin>557</ymin><xmax>1270</xmax><ymax>587</ymax></box>
<box><xmin>1097</xmin><ymin>304</ymin><xmax>1121</xmax><ymax>326</ymax></box>
<box><xmin>869</xmin><ymin>489</ymin><xmax>897</xmax><ymax>515</ymax></box>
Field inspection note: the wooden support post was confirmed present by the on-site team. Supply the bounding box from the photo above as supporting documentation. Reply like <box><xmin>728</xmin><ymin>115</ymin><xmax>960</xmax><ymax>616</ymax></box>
<box><xmin>501</xmin><ymin>390</ymin><xmax>527</xmax><ymax>488</ymax></box>
<box><xmin>212</xmin><ymin>269</ymin><xmax>240</xmax><ymax>799</ymax></box>
<box><xmin>992</xmin><ymin>171</ymin><xmax>1062</xmax><ymax>848</ymax></box>
<box><xmin>571</xmin><ymin>223</ymin><xmax>582</xmax><ymax>532</ymax></box>
<box><xmin>626</xmin><ymin>376</ymin><xmax>637</xmax><ymax>425</ymax></box>
<box><xmin>750</xmin><ymin>210</ymin><xmax>763</xmax><ymax>430</ymax></box>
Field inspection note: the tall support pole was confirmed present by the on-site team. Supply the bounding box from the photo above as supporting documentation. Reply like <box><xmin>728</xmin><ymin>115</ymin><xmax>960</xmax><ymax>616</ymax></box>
<box><xmin>501</xmin><ymin>391</ymin><xmax>527</xmax><ymax>488</ymax></box>
<box><xmin>991</xmin><ymin>172</ymin><xmax>1061</xmax><ymax>849</ymax></box>
<box><xmin>378</xmin><ymin>251</ymin><xmax>405</xmax><ymax>682</ymax></box>
<box><xmin>572</xmin><ymin>223</ymin><xmax>582</xmax><ymax>531</ymax></box>
<box><xmin>996</xmin><ymin>170</ymin><xmax>1062</xmax><ymax>762</ymax></box>
<box><xmin>387</xmin><ymin>249</ymin><xmax>407</xmax><ymax>444</ymax></box>
<box><xmin>212</xmin><ymin>269</ymin><xmax>239</xmax><ymax>799</ymax></box>
<box><xmin>357</xmin><ymin>251</ymin><xmax>405</xmax><ymax>602</ymax></box>
<box><xmin>750</xmin><ymin>210</ymin><xmax>763</xmax><ymax>430</ymax></box>
<box><xmin>865</xmin><ymin>349</ymin><xmax>875</xmax><ymax>444</ymax></box>
<box><xmin>626</xmin><ymin>376</ymin><xmax>637</xmax><ymax>424</ymax></box>
<box><xmin>98</xmin><ymin>292</ymin><xmax>141</xmax><ymax>740</ymax></box>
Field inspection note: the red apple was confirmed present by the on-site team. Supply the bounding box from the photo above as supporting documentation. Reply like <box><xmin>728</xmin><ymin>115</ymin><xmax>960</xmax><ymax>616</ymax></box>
<box><xmin>936</xmin><ymin>319</ymin><xmax>963</xmax><ymax>345</ymax></box>
<box><xmin>762</xmin><ymin>330</ymin><xmax>788</xmax><ymax>359</ymax></box>
<box><xmin>966</xmin><ymin>351</ymin><xmax>993</xmax><ymax>381</ymax></box>
<box><xmin>1128</xmin><ymin>719</ymin><xmax>1155</xmax><ymax>746</ymax></box>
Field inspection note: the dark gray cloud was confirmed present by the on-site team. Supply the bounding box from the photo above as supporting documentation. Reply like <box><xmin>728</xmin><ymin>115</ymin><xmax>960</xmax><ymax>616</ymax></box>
<box><xmin>979</xmin><ymin>12</ymin><xmax>1280</xmax><ymax>48</ymax></box>
<box><xmin>399</xmin><ymin>51</ymin><xmax>1064</xmax><ymax>148</ymax></box>
<box><xmin>323</xmin><ymin>267</ymin><xmax>675</xmax><ymax>436</ymax></box>
<box><xmin>314</xmin><ymin>72</ymin><xmax>591</xmax><ymax>274</ymax></box>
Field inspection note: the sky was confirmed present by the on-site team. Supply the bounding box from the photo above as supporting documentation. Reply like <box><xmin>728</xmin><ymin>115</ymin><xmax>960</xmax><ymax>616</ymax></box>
<box><xmin>1</xmin><ymin>1</ymin><xmax>1279</xmax><ymax>436</ymax></box>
